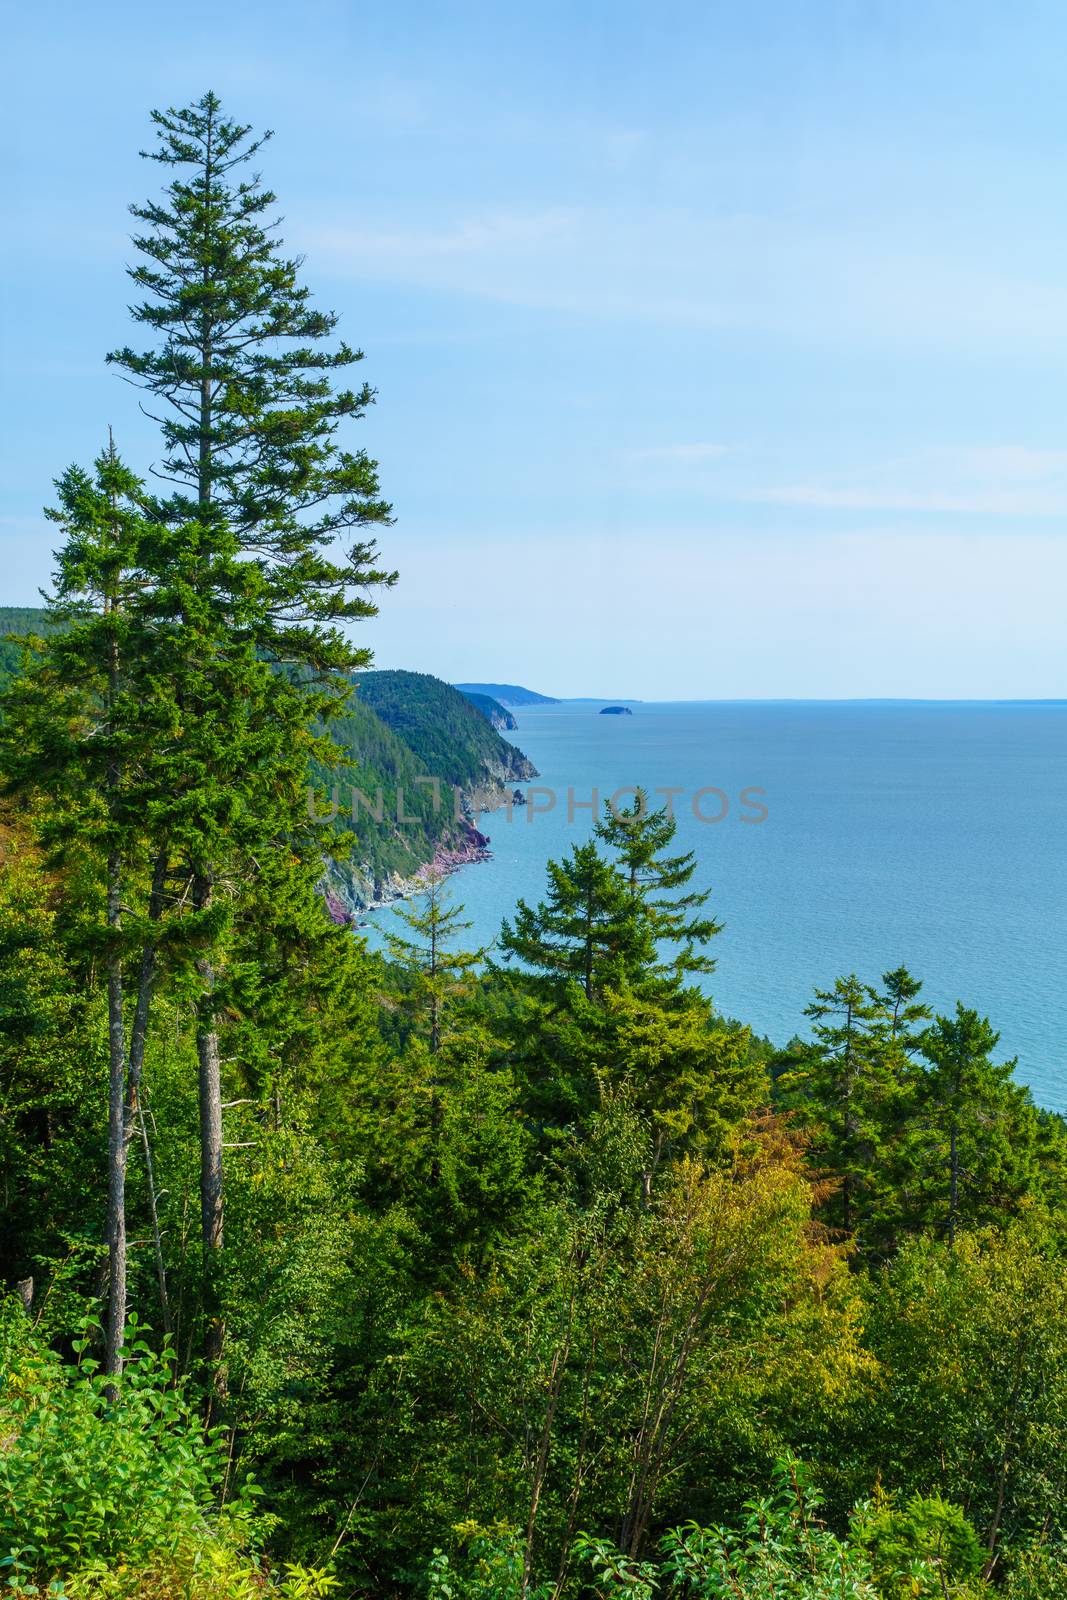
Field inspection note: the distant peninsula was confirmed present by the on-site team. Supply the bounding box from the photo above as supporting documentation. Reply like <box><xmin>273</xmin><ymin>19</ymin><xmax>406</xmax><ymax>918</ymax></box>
<box><xmin>459</xmin><ymin>689</ymin><xmax>518</xmax><ymax>732</ymax></box>
<box><xmin>600</xmin><ymin>704</ymin><xmax>634</xmax><ymax>715</ymax></box>
<box><xmin>455</xmin><ymin>681</ymin><xmax>559</xmax><ymax>707</ymax></box>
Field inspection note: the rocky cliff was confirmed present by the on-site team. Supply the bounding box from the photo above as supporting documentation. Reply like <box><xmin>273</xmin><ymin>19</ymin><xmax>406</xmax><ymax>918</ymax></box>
<box><xmin>317</xmin><ymin>670</ymin><xmax>539</xmax><ymax>920</ymax></box>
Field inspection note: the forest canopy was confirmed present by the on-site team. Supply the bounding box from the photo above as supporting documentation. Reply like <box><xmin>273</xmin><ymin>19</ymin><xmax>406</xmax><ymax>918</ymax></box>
<box><xmin>2</xmin><ymin>93</ymin><xmax>1066</xmax><ymax>1600</ymax></box>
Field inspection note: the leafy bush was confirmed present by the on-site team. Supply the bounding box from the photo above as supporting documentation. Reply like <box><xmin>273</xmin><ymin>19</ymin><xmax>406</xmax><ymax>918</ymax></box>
<box><xmin>1005</xmin><ymin>1546</ymin><xmax>1067</xmax><ymax>1599</ymax></box>
<box><xmin>0</xmin><ymin>1302</ymin><xmax>332</xmax><ymax>1600</ymax></box>
<box><xmin>425</xmin><ymin>1524</ymin><xmax>551</xmax><ymax>1600</ymax></box>
<box><xmin>574</xmin><ymin>1459</ymin><xmax>994</xmax><ymax>1600</ymax></box>
<box><xmin>851</xmin><ymin>1490</ymin><xmax>985</xmax><ymax>1597</ymax></box>
<box><xmin>576</xmin><ymin>1461</ymin><xmax>878</xmax><ymax>1599</ymax></box>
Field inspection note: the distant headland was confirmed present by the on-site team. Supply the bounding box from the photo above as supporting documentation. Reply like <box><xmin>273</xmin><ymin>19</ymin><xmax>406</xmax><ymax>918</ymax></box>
<box><xmin>454</xmin><ymin>681</ymin><xmax>559</xmax><ymax>707</ymax></box>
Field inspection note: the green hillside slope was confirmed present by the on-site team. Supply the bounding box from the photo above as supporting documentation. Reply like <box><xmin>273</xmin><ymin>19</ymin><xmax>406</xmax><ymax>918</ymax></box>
<box><xmin>459</xmin><ymin>690</ymin><xmax>518</xmax><ymax>731</ymax></box>
<box><xmin>0</xmin><ymin>607</ymin><xmax>52</xmax><ymax>689</ymax></box>
<box><xmin>353</xmin><ymin>670</ymin><xmax>537</xmax><ymax>789</ymax></box>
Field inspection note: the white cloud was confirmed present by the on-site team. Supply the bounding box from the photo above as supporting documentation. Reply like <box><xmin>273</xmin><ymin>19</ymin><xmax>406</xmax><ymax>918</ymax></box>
<box><xmin>746</xmin><ymin>445</ymin><xmax>1067</xmax><ymax>518</ymax></box>
<box><xmin>299</xmin><ymin>205</ymin><xmax>1067</xmax><ymax>350</ymax></box>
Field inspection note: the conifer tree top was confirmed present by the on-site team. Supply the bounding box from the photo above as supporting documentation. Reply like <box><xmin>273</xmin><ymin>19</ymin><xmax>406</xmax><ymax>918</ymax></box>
<box><xmin>107</xmin><ymin>91</ymin><xmax>395</xmax><ymax>660</ymax></box>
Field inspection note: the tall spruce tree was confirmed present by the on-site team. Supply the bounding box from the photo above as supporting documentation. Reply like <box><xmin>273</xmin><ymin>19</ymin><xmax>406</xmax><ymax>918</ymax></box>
<box><xmin>499</xmin><ymin>841</ymin><xmax>650</xmax><ymax>1003</ymax></box>
<box><xmin>103</xmin><ymin>91</ymin><xmax>394</xmax><ymax>1365</ymax></box>
<box><xmin>108</xmin><ymin>91</ymin><xmax>393</xmax><ymax>621</ymax></box>
<box><xmin>779</xmin><ymin>974</ymin><xmax>893</xmax><ymax>1238</ymax></box>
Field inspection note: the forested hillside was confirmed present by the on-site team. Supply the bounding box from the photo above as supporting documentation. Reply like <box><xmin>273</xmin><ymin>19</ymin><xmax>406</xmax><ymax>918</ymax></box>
<box><xmin>1</xmin><ymin>613</ymin><xmax>534</xmax><ymax>916</ymax></box>
<box><xmin>3</xmin><ymin>93</ymin><xmax>1067</xmax><ymax>1600</ymax></box>
<box><xmin>455</xmin><ymin>680</ymin><xmax>558</xmax><ymax>706</ymax></box>
<box><xmin>458</xmin><ymin>688</ymin><xmax>518</xmax><ymax>730</ymax></box>
<box><xmin>0</xmin><ymin>606</ymin><xmax>53</xmax><ymax>686</ymax></box>
<box><xmin>353</xmin><ymin>669</ymin><xmax>536</xmax><ymax>789</ymax></box>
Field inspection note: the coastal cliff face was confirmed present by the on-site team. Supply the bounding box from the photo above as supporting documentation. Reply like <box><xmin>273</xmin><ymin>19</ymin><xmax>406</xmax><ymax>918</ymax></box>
<box><xmin>316</xmin><ymin>671</ymin><xmax>539</xmax><ymax>921</ymax></box>
<box><xmin>458</xmin><ymin>689</ymin><xmax>519</xmax><ymax>732</ymax></box>
<box><xmin>481</xmin><ymin>749</ymin><xmax>537</xmax><ymax>785</ymax></box>
<box><xmin>320</xmin><ymin>816</ymin><xmax>496</xmax><ymax>922</ymax></box>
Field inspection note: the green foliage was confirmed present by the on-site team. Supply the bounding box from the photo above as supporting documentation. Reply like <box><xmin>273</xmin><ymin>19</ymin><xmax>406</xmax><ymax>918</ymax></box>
<box><xmin>352</xmin><ymin>669</ymin><xmax>534</xmax><ymax>793</ymax></box>
<box><xmin>386</xmin><ymin>870</ymin><xmax>484</xmax><ymax>1052</ymax></box>
<box><xmin>594</xmin><ymin>786</ymin><xmax>722</xmax><ymax>983</ymax></box>
<box><xmin>1005</xmin><ymin>1546</ymin><xmax>1067</xmax><ymax>1599</ymax></box>
<box><xmin>0</xmin><ymin>821</ymin><xmax>104</xmax><ymax>1290</ymax></box>
<box><xmin>426</xmin><ymin>1526</ymin><xmax>552</xmax><ymax>1600</ymax></box>
<box><xmin>3</xmin><ymin>82</ymin><xmax>1067</xmax><ymax>1600</ymax></box>
<box><xmin>500</xmin><ymin>840</ymin><xmax>652</xmax><ymax>1003</ymax></box>
<box><xmin>776</xmin><ymin>968</ymin><xmax>1059</xmax><ymax>1257</ymax></box>
<box><xmin>0</xmin><ymin>610</ymin><xmax>53</xmax><ymax>696</ymax></box>
<box><xmin>0</xmin><ymin>1304</ymin><xmax>255</xmax><ymax>1580</ymax></box>
<box><xmin>576</xmin><ymin>1463</ymin><xmax>994</xmax><ymax>1599</ymax></box>
<box><xmin>577</xmin><ymin>1460</ymin><xmax>882</xmax><ymax>1598</ymax></box>
<box><xmin>851</xmin><ymin>1491</ymin><xmax>985</xmax><ymax>1597</ymax></box>
<box><xmin>856</xmin><ymin>1222</ymin><xmax>1067</xmax><ymax>1561</ymax></box>
<box><xmin>108</xmin><ymin>91</ymin><xmax>394</xmax><ymax>613</ymax></box>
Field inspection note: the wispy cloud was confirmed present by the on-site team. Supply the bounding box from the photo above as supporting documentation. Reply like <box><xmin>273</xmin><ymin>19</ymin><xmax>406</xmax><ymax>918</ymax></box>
<box><xmin>300</xmin><ymin>205</ymin><xmax>1067</xmax><ymax>350</ymax></box>
<box><xmin>744</xmin><ymin>447</ymin><xmax>1067</xmax><ymax>518</ymax></box>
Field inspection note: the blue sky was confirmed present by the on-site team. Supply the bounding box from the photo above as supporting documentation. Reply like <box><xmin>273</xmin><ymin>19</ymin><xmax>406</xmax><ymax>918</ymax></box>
<box><xmin>4</xmin><ymin>0</ymin><xmax>1067</xmax><ymax>697</ymax></box>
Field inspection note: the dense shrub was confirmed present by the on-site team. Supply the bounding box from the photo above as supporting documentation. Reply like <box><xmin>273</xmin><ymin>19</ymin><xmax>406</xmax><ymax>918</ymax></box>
<box><xmin>0</xmin><ymin>1302</ymin><xmax>332</xmax><ymax>1600</ymax></box>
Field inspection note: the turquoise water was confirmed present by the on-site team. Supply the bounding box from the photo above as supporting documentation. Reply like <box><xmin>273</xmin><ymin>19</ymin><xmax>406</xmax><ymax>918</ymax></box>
<box><xmin>365</xmin><ymin>701</ymin><xmax>1067</xmax><ymax>1113</ymax></box>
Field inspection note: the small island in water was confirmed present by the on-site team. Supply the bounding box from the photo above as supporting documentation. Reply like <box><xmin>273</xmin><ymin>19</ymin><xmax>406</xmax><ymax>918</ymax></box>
<box><xmin>600</xmin><ymin>704</ymin><xmax>634</xmax><ymax>715</ymax></box>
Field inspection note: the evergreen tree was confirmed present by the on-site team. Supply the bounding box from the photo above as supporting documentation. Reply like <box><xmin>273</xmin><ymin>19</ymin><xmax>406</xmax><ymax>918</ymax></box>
<box><xmin>779</xmin><ymin>975</ymin><xmax>896</xmax><ymax>1239</ymax></box>
<box><xmin>545</xmin><ymin>983</ymin><xmax>764</xmax><ymax>1167</ymax></box>
<box><xmin>913</xmin><ymin>1004</ymin><xmax>1035</xmax><ymax>1243</ymax></box>
<box><xmin>868</xmin><ymin>965</ymin><xmax>931</xmax><ymax>1055</ymax></box>
<box><xmin>387</xmin><ymin>870</ymin><xmax>484</xmax><ymax>1055</ymax></box>
<box><xmin>108</xmin><ymin>91</ymin><xmax>394</xmax><ymax>627</ymax></box>
<box><xmin>594</xmin><ymin>787</ymin><xmax>722</xmax><ymax>982</ymax></box>
<box><xmin>498</xmin><ymin>830</ymin><xmax>749</xmax><ymax>1147</ymax></box>
<box><xmin>499</xmin><ymin>841</ymin><xmax>650</xmax><ymax>1002</ymax></box>
<box><xmin>386</xmin><ymin>871</ymin><xmax>485</xmax><ymax>1183</ymax></box>
<box><xmin>0</xmin><ymin>446</ymin><xmax>172</xmax><ymax>1378</ymax></box>
<box><xmin>100</xmin><ymin>92</ymin><xmax>394</xmax><ymax>1370</ymax></box>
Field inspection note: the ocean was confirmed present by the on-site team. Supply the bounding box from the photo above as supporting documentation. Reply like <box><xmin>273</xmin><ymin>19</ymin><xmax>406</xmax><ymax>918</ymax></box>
<box><xmin>364</xmin><ymin>700</ymin><xmax>1067</xmax><ymax>1113</ymax></box>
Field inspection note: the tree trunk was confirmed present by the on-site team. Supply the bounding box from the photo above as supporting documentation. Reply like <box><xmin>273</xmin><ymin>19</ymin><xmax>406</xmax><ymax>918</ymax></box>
<box><xmin>123</xmin><ymin>851</ymin><xmax>172</xmax><ymax>1331</ymax></box>
<box><xmin>192</xmin><ymin>869</ymin><xmax>226</xmax><ymax>1387</ymax></box>
<box><xmin>104</xmin><ymin>845</ymin><xmax>128</xmax><ymax>1386</ymax></box>
<box><xmin>102</xmin><ymin>469</ymin><xmax>128</xmax><ymax>1390</ymax></box>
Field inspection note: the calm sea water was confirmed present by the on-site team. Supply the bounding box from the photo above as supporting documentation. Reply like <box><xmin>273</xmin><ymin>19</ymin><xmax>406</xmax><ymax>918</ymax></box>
<box><xmin>364</xmin><ymin>701</ymin><xmax>1067</xmax><ymax>1113</ymax></box>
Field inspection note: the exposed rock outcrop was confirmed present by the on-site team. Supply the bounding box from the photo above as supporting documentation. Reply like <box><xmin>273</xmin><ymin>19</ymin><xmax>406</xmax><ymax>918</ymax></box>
<box><xmin>320</xmin><ymin>807</ymin><xmax>505</xmax><ymax>923</ymax></box>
